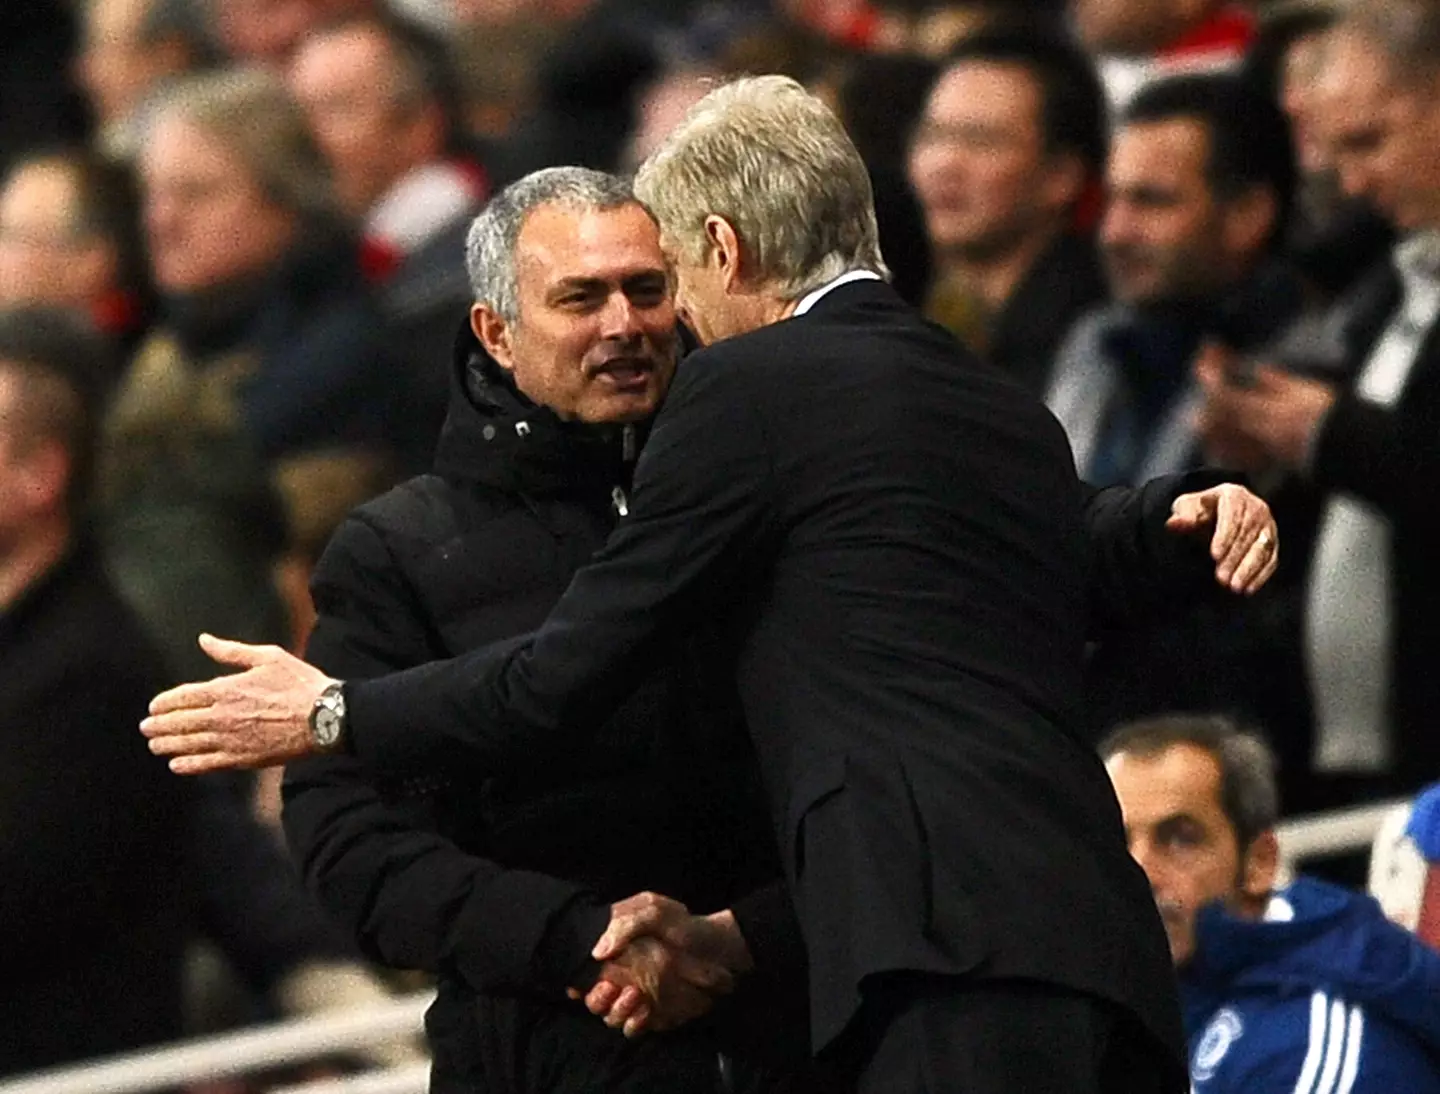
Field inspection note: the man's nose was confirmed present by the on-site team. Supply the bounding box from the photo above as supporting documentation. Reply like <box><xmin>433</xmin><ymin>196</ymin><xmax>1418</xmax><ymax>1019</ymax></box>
<box><xmin>599</xmin><ymin>291</ymin><xmax>643</xmax><ymax>339</ymax></box>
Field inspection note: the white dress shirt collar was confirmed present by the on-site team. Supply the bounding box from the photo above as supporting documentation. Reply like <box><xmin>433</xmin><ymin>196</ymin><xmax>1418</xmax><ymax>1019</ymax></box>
<box><xmin>790</xmin><ymin>269</ymin><xmax>885</xmax><ymax>318</ymax></box>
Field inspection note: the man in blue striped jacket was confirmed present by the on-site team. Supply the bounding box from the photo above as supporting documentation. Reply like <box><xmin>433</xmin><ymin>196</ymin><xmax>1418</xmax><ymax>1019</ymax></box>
<box><xmin>1102</xmin><ymin>714</ymin><xmax>1440</xmax><ymax>1094</ymax></box>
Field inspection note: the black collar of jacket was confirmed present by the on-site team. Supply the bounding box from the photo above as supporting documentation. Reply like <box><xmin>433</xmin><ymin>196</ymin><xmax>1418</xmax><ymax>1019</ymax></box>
<box><xmin>432</xmin><ymin>320</ymin><xmax>647</xmax><ymax>500</ymax></box>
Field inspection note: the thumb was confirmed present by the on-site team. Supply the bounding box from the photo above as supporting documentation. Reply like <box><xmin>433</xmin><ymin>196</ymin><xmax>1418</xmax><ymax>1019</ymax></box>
<box><xmin>198</xmin><ymin>633</ymin><xmax>273</xmax><ymax>670</ymax></box>
<box><xmin>1167</xmin><ymin>493</ymin><xmax>1212</xmax><ymax>531</ymax></box>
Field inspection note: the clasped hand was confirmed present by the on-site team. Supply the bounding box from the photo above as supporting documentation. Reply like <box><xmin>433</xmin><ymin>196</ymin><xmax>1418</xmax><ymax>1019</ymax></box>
<box><xmin>570</xmin><ymin>892</ymin><xmax>754</xmax><ymax>1039</ymax></box>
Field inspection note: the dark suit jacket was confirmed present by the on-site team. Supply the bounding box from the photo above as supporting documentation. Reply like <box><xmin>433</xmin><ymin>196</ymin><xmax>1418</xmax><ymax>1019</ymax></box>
<box><xmin>1305</xmin><ymin>261</ymin><xmax>1440</xmax><ymax>785</ymax></box>
<box><xmin>0</xmin><ymin>542</ymin><xmax>189</xmax><ymax>1075</ymax></box>
<box><xmin>345</xmin><ymin>280</ymin><xmax>1186</xmax><ymax>1075</ymax></box>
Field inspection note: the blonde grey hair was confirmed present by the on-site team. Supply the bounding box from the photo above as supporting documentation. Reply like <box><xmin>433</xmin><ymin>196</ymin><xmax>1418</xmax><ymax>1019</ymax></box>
<box><xmin>465</xmin><ymin>166</ymin><xmax>643</xmax><ymax>324</ymax></box>
<box><xmin>633</xmin><ymin>74</ymin><xmax>889</xmax><ymax>301</ymax></box>
<box><xmin>148</xmin><ymin>68</ymin><xmax>339</xmax><ymax>226</ymax></box>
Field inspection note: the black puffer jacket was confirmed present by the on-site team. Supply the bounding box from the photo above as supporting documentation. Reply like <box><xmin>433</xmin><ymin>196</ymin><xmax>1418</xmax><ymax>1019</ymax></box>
<box><xmin>283</xmin><ymin>328</ymin><xmax>800</xmax><ymax>1092</ymax></box>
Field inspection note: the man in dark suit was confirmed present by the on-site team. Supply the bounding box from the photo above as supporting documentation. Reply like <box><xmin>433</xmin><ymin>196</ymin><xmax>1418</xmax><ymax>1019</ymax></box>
<box><xmin>146</xmin><ymin>77</ymin><xmax>1282</xmax><ymax>1092</ymax></box>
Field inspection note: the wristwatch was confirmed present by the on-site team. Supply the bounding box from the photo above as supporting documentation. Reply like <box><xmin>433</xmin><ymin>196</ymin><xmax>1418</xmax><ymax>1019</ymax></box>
<box><xmin>309</xmin><ymin>682</ymin><xmax>347</xmax><ymax>752</ymax></box>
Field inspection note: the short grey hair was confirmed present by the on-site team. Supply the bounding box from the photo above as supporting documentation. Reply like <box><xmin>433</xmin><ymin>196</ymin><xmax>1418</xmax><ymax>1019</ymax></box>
<box><xmin>1343</xmin><ymin>0</ymin><xmax>1440</xmax><ymax>78</ymax></box>
<box><xmin>147</xmin><ymin>68</ymin><xmax>339</xmax><ymax>226</ymax></box>
<box><xmin>633</xmin><ymin>74</ymin><xmax>889</xmax><ymax>301</ymax></box>
<box><xmin>465</xmin><ymin>166</ymin><xmax>641</xmax><ymax>324</ymax></box>
<box><xmin>1099</xmin><ymin>714</ymin><xmax>1280</xmax><ymax>851</ymax></box>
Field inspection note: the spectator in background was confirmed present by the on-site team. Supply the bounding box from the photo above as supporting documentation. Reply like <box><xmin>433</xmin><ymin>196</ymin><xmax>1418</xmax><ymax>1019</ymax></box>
<box><xmin>908</xmin><ymin>31</ymin><xmax>1108</xmax><ymax>392</ymax></box>
<box><xmin>1070</xmin><ymin>0</ymin><xmax>1256</xmax><ymax>110</ymax></box>
<box><xmin>103</xmin><ymin>68</ymin><xmax>404</xmax><ymax>678</ymax></box>
<box><xmin>0</xmin><ymin>309</ymin><xmax>189</xmax><ymax>1075</ymax></box>
<box><xmin>1103</xmin><ymin>714</ymin><xmax>1440</xmax><ymax>1093</ymax></box>
<box><xmin>0</xmin><ymin>150</ymin><xmax>154</xmax><ymax>355</ymax></box>
<box><xmin>289</xmin><ymin>14</ymin><xmax>489</xmax><ymax>452</ymax></box>
<box><xmin>1241</xmin><ymin>2</ymin><xmax>1393</xmax><ymax>300</ymax></box>
<box><xmin>1194</xmin><ymin>0</ymin><xmax>1440</xmax><ymax>812</ymax></box>
<box><xmin>1049</xmin><ymin>74</ymin><xmax>1302</xmax><ymax>488</ymax></box>
<box><xmin>76</xmin><ymin>0</ymin><xmax>216</xmax><ymax>160</ymax></box>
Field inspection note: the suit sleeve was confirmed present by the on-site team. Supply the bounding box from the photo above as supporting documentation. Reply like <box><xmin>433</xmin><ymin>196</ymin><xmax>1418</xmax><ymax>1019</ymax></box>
<box><xmin>345</xmin><ymin>353</ymin><xmax>777</xmax><ymax>776</ymax></box>
<box><xmin>282</xmin><ymin>514</ymin><xmax>610</xmax><ymax>997</ymax></box>
<box><xmin>1080</xmin><ymin>470</ymin><xmax>1235</xmax><ymax>636</ymax></box>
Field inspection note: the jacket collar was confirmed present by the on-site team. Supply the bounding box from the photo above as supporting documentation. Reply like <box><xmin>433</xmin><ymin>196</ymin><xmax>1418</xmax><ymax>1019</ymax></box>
<box><xmin>431</xmin><ymin>321</ymin><xmax>643</xmax><ymax>502</ymax></box>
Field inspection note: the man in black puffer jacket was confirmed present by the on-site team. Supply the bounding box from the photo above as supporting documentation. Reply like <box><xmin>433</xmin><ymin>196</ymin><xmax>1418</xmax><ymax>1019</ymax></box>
<box><xmin>282</xmin><ymin>167</ymin><xmax>809</xmax><ymax>1094</ymax></box>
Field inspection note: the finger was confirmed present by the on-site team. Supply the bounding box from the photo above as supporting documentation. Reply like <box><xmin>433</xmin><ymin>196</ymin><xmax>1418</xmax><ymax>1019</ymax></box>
<box><xmin>584</xmin><ymin>980</ymin><xmax>622</xmax><ymax>1016</ymax></box>
<box><xmin>148</xmin><ymin>680</ymin><xmax>225</xmax><ymax>717</ymax></box>
<box><xmin>198</xmin><ymin>633</ymin><xmax>277</xmax><ymax>670</ymax></box>
<box><xmin>622</xmin><ymin>1005</ymin><xmax>652</xmax><ymax>1039</ymax></box>
<box><xmin>1165</xmin><ymin>492</ymin><xmax>1212</xmax><ymax>532</ymax></box>
<box><xmin>1210</xmin><ymin>489</ymin><xmax>1244</xmax><ymax>573</ymax></box>
<box><xmin>1245</xmin><ymin>543</ymin><xmax>1280</xmax><ymax>595</ymax></box>
<box><xmin>1216</xmin><ymin>505</ymin><xmax>1261</xmax><ymax>582</ymax></box>
<box><xmin>566</xmin><ymin>988</ymin><xmax>581</xmax><ymax>1001</ymax></box>
<box><xmin>1233</xmin><ymin>534</ymin><xmax>1280</xmax><ymax>595</ymax></box>
<box><xmin>147</xmin><ymin>730</ymin><xmax>228</xmax><ymax>757</ymax></box>
<box><xmin>603</xmin><ymin>986</ymin><xmax>646</xmax><ymax>1029</ymax></box>
<box><xmin>593</xmin><ymin>905</ymin><xmax>667</xmax><ymax>960</ymax></box>
<box><xmin>169</xmin><ymin>751</ymin><xmax>249</xmax><ymax>775</ymax></box>
<box><xmin>140</xmin><ymin>707</ymin><xmax>227</xmax><ymax>738</ymax></box>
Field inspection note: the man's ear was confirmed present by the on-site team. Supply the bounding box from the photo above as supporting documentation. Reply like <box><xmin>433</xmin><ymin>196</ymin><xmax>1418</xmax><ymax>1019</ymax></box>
<box><xmin>1239</xmin><ymin>829</ymin><xmax>1281</xmax><ymax>906</ymax></box>
<box><xmin>704</xmin><ymin>215</ymin><xmax>746</xmax><ymax>292</ymax></box>
<box><xmin>471</xmin><ymin>303</ymin><xmax>515</xmax><ymax>371</ymax></box>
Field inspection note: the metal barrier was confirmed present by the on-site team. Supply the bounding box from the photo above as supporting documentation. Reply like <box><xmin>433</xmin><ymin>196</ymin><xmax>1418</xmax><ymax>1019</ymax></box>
<box><xmin>0</xmin><ymin>993</ymin><xmax>433</xmax><ymax>1094</ymax></box>
<box><xmin>0</xmin><ymin>798</ymin><xmax>1409</xmax><ymax>1094</ymax></box>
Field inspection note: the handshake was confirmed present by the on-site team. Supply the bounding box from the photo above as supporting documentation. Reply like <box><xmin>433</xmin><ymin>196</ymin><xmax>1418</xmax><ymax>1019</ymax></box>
<box><xmin>568</xmin><ymin>892</ymin><xmax>755</xmax><ymax>1039</ymax></box>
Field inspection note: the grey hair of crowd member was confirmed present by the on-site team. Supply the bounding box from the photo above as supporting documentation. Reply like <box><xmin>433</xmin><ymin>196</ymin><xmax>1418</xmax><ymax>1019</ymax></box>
<box><xmin>633</xmin><ymin>74</ymin><xmax>890</xmax><ymax>302</ymax></box>
<box><xmin>1099</xmin><ymin>714</ymin><xmax>1281</xmax><ymax>852</ymax></box>
<box><xmin>465</xmin><ymin>167</ymin><xmax>642</xmax><ymax>325</ymax></box>
<box><xmin>144</xmin><ymin>68</ymin><xmax>340</xmax><ymax>229</ymax></box>
<box><xmin>1343</xmin><ymin>0</ymin><xmax>1440</xmax><ymax>79</ymax></box>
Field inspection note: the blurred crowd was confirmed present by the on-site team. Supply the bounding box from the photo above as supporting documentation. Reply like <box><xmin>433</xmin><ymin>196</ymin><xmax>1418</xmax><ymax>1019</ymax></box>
<box><xmin>1</xmin><ymin>0</ymin><xmax>1438</xmax><ymax>1084</ymax></box>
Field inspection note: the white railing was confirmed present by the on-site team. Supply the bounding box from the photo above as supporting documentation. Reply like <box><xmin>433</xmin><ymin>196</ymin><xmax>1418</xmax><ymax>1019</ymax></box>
<box><xmin>0</xmin><ymin>993</ymin><xmax>433</xmax><ymax>1094</ymax></box>
<box><xmin>0</xmin><ymin>798</ymin><xmax>1410</xmax><ymax>1094</ymax></box>
<box><xmin>1276</xmin><ymin>796</ymin><xmax>1410</xmax><ymax>866</ymax></box>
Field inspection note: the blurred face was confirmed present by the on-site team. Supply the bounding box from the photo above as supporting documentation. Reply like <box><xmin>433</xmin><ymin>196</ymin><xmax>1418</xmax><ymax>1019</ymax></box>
<box><xmin>289</xmin><ymin>26</ymin><xmax>436</xmax><ymax>215</ymax></box>
<box><xmin>140</xmin><ymin>115</ymin><xmax>297</xmax><ymax>293</ymax></box>
<box><xmin>909</xmin><ymin>62</ymin><xmax>1069</xmax><ymax>263</ymax></box>
<box><xmin>1106</xmin><ymin>743</ymin><xmax>1265</xmax><ymax>967</ymax></box>
<box><xmin>480</xmin><ymin>202</ymin><xmax>677</xmax><ymax>423</ymax></box>
<box><xmin>0</xmin><ymin>162</ymin><xmax>116</xmax><ymax>310</ymax></box>
<box><xmin>77</xmin><ymin>0</ymin><xmax>191</xmax><ymax>125</ymax></box>
<box><xmin>1315</xmin><ymin>30</ymin><xmax>1440</xmax><ymax>233</ymax></box>
<box><xmin>1101</xmin><ymin>118</ymin><xmax>1241</xmax><ymax>305</ymax></box>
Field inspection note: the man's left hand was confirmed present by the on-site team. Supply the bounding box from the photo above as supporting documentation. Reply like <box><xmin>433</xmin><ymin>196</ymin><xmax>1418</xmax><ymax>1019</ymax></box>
<box><xmin>1166</xmin><ymin>483</ymin><xmax>1279</xmax><ymax>595</ymax></box>
<box><xmin>141</xmin><ymin>634</ymin><xmax>334</xmax><ymax>774</ymax></box>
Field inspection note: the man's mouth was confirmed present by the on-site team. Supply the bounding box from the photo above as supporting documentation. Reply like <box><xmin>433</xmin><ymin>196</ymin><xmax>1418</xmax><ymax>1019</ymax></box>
<box><xmin>592</xmin><ymin>357</ymin><xmax>655</xmax><ymax>390</ymax></box>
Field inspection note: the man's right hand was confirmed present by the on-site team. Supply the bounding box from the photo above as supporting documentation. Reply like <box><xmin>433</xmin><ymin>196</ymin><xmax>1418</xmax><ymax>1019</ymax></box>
<box><xmin>571</xmin><ymin>892</ymin><xmax>754</xmax><ymax>1037</ymax></box>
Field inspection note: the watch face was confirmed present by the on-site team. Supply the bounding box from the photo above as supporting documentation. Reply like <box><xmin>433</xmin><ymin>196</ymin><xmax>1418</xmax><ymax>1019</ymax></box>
<box><xmin>314</xmin><ymin>707</ymin><xmax>341</xmax><ymax>747</ymax></box>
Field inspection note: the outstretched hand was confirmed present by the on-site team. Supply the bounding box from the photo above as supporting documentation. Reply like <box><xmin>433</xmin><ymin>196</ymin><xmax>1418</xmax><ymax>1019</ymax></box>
<box><xmin>1166</xmin><ymin>483</ymin><xmax>1278</xmax><ymax>596</ymax></box>
<box><xmin>140</xmin><ymin>634</ymin><xmax>335</xmax><ymax>774</ymax></box>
